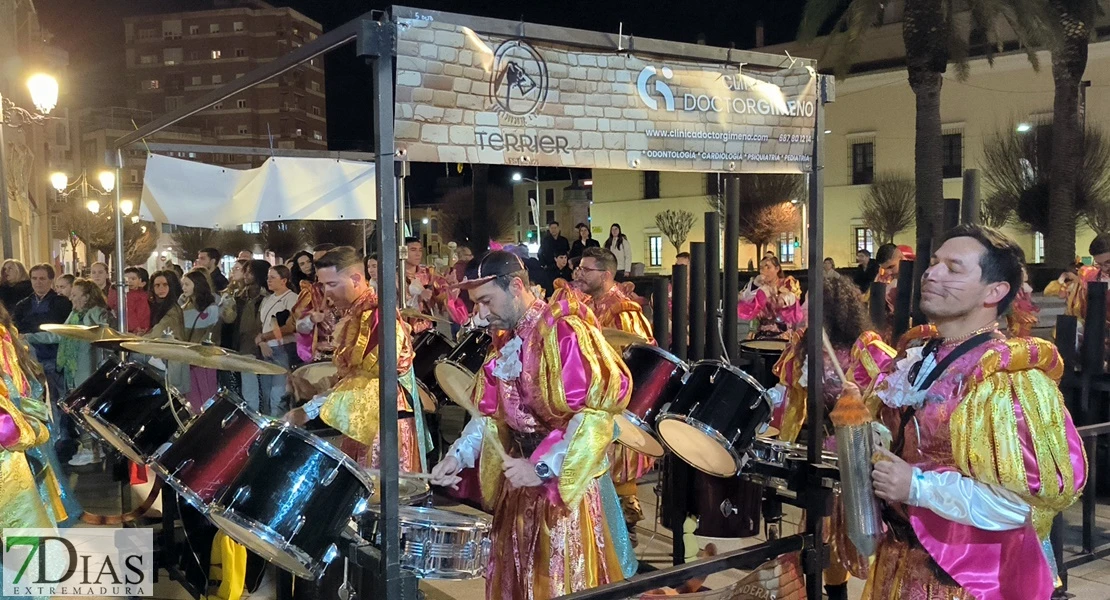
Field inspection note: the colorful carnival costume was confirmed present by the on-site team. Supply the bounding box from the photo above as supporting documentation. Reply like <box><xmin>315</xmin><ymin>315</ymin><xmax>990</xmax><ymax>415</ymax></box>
<box><xmin>292</xmin><ymin>280</ymin><xmax>337</xmax><ymax>363</ymax></box>
<box><xmin>302</xmin><ymin>287</ymin><xmax>431</xmax><ymax>472</ymax></box>
<box><xmin>864</xmin><ymin>328</ymin><xmax>1086</xmax><ymax>600</ymax></box>
<box><xmin>767</xmin><ymin>329</ymin><xmax>895</xmax><ymax>588</ymax></box>
<box><xmin>404</xmin><ymin>264</ymin><xmax>467</xmax><ymax>333</ymax></box>
<box><xmin>588</xmin><ymin>282</ymin><xmax>656</xmax><ymax>544</ymax></box>
<box><xmin>1006</xmin><ymin>283</ymin><xmax>1040</xmax><ymax>338</ymax></box>
<box><xmin>0</xmin><ymin>333</ymin><xmax>55</xmax><ymax>532</ymax></box>
<box><xmin>445</xmin><ymin>297</ymin><xmax>634</xmax><ymax>600</ymax></box>
<box><xmin>737</xmin><ymin>275</ymin><xmax>804</xmax><ymax>339</ymax></box>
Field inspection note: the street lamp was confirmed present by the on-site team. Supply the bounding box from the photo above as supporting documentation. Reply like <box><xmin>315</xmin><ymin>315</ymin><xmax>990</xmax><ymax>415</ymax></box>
<box><xmin>98</xmin><ymin>171</ymin><xmax>116</xmax><ymax>193</ymax></box>
<box><xmin>0</xmin><ymin>72</ymin><xmax>59</xmax><ymax>259</ymax></box>
<box><xmin>119</xmin><ymin>199</ymin><xmax>134</xmax><ymax>216</ymax></box>
<box><xmin>513</xmin><ymin>171</ymin><xmax>542</xmax><ymax>244</ymax></box>
<box><xmin>50</xmin><ymin>172</ymin><xmax>68</xmax><ymax>193</ymax></box>
<box><xmin>86</xmin><ymin>199</ymin><xmax>100</xmax><ymax>214</ymax></box>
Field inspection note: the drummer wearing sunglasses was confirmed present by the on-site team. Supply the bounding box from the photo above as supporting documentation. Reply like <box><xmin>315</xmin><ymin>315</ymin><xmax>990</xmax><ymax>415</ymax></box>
<box><xmin>430</xmin><ymin>250</ymin><xmax>635</xmax><ymax>600</ymax></box>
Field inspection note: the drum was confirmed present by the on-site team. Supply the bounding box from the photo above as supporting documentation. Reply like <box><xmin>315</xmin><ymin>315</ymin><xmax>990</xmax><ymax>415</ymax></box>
<box><xmin>363</xmin><ymin>469</ymin><xmax>432</xmax><ymax>506</ymax></box>
<box><xmin>207</xmin><ymin>423</ymin><xmax>374</xmax><ymax>581</ymax></box>
<box><xmin>411</xmin><ymin>329</ymin><xmax>456</xmax><ymax>386</ymax></box>
<box><xmin>437</xmin><ymin>328</ymin><xmax>492</xmax><ymax>376</ymax></box>
<box><xmin>660</xmin><ymin>461</ymin><xmax>761</xmax><ymax>538</ymax></box>
<box><xmin>149</xmin><ymin>390</ymin><xmax>270</xmax><ymax>511</ymax></box>
<box><xmin>359</xmin><ymin>506</ymin><xmax>491</xmax><ymax>580</ymax></box>
<box><xmin>617</xmin><ymin>344</ymin><xmax>687</xmax><ymax>457</ymax></box>
<box><xmin>82</xmin><ymin>363</ymin><xmax>192</xmax><ymax>464</ymax></box>
<box><xmin>656</xmin><ymin>360</ymin><xmax>772</xmax><ymax>477</ymax></box>
<box><xmin>59</xmin><ymin>356</ymin><xmax>124</xmax><ymax>430</ymax></box>
<box><xmin>292</xmin><ymin>361</ymin><xmax>338</xmax><ymax>394</ymax></box>
<box><xmin>738</xmin><ymin>339</ymin><xmax>789</xmax><ymax>389</ymax></box>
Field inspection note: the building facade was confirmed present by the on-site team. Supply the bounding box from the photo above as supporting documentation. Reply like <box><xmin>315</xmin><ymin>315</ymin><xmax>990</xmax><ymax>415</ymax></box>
<box><xmin>509</xmin><ymin>178</ymin><xmax>591</xmax><ymax>245</ymax></box>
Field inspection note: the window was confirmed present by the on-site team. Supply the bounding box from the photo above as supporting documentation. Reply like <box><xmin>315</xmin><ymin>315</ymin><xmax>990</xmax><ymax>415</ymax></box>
<box><xmin>311</xmin><ymin>106</ymin><xmax>321</xmax><ymax>116</ymax></box>
<box><xmin>310</xmin><ymin>81</ymin><xmax>320</xmax><ymax>92</ymax></box>
<box><xmin>191</xmin><ymin>76</ymin><xmax>202</xmax><ymax>86</ymax></box>
<box><xmin>213</xmin><ymin>102</ymin><xmax>223</xmax><ymax>110</ymax></box>
<box><xmin>212</xmin><ymin>74</ymin><xmax>222</xmax><ymax>84</ymax></box>
<box><xmin>778</xmin><ymin>232</ymin><xmax>798</xmax><ymax>264</ymax></box>
<box><xmin>214</xmin><ymin>126</ymin><xmax>224</xmax><ymax>135</ymax></box>
<box><xmin>233</xmin><ymin>21</ymin><xmax>244</xmax><ymax>32</ymax></box>
<box><xmin>649</xmin><ymin>235</ymin><xmax>663</xmax><ymax>267</ymax></box>
<box><xmin>189</xmin><ymin>25</ymin><xmax>200</xmax><ymax>35</ymax></box>
<box><xmin>942</xmin><ymin>133</ymin><xmax>962</xmax><ymax>178</ymax></box>
<box><xmin>162</xmin><ymin>20</ymin><xmax>181</xmax><ymax>39</ymax></box>
<box><xmin>242</xmin><ymin>222</ymin><xmax>261</xmax><ymax>234</ymax></box>
<box><xmin>188</xmin><ymin>50</ymin><xmax>201</xmax><ymax>61</ymax></box>
<box><xmin>211</xmin><ymin>49</ymin><xmax>221</xmax><ymax>59</ymax></box>
<box><xmin>237</xmin><ymin>99</ymin><xmax>247</xmax><ymax>108</ymax></box>
<box><xmin>706</xmin><ymin>173</ymin><xmax>722</xmax><ymax>196</ymax></box>
<box><xmin>235</xmin><ymin>48</ymin><xmax>246</xmax><ymax>57</ymax></box>
<box><xmin>853</xmin><ymin>227</ymin><xmax>875</xmax><ymax>255</ymax></box>
<box><xmin>140</xmin><ymin>55</ymin><xmax>157</xmax><ymax>65</ymax></box>
<box><xmin>313</xmin><ymin>130</ymin><xmax>322</xmax><ymax>141</ymax></box>
<box><xmin>851</xmin><ymin>142</ymin><xmax>874</xmax><ymax>185</ymax></box>
<box><xmin>236</xmin><ymin>73</ymin><xmax>244</xmax><ymax>79</ymax></box>
<box><xmin>142</xmin><ymin>79</ymin><xmax>160</xmax><ymax>90</ymax></box>
<box><xmin>163</xmin><ymin>48</ymin><xmax>183</xmax><ymax>65</ymax></box>
<box><xmin>138</xmin><ymin>28</ymin><xmax>157</xmax><ymax>40</ymax></box>
<box><xmin>129</xmin><ymin>169</ymin><xmax>140</xmax><ymax>184</ymax></box>
<box><xmin>50</xmin><ymin>215</ymin><xmax>59</xmax><ymax>232</ymax></box>
<box><xmin>546</xmin><ymin>210</ymin><xmax>556</xmax><ymax>224</ymax></box>
<box><xmin>644</xmin><ymin>171</ymin><xmax>660</xmax><ymax>199</ymax></box>
<box><xmin>210</xmin><ymin>24</ymin><xmax>220</xmax><ymax>33</ymax></box>
<box><xmin>165</xmin><ymin>96</ymin><xmax>181</xmax><ymax>111</ymax></box>
<box><xmin>1034</xmin><ymin>232</ymin><xmax>1045</xmax><ymax>263</ymax></box>
<box><xmin>238</xmin><ymin>125</ymin><xmax>249</xmax><ymax>134</ymax></box>
<box><xmin>528</xmin><ymin>209</ymin><xmax>536</xmax><ymax>226</ymax></box>
<box><xmin>545</xmin><ymin>188</ymin><xmax>555</xmax><ymax>206</ymax></box>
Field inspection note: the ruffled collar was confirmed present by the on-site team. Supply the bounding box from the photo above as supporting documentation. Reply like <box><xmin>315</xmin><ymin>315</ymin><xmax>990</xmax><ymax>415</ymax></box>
<box><xmin>492</xmin><ymin>299</ymin><xmax>546</xmax><ymax>381</ymax></box>
<box><xmin>877</xmin><ymin>345</ymin><xmax>930</xmax><ymax>409</ymax></box>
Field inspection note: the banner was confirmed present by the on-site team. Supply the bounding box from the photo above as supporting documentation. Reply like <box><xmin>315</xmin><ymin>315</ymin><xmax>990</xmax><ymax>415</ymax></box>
<box><xmin>395</xmin><ymin>16</ymin><xmax>817</xmax><ymax>173</ymax></box>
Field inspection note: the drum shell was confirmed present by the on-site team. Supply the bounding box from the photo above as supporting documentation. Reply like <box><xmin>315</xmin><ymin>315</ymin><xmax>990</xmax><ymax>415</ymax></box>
<box><xmin>60</xmin><ymin>356</ymin><xmax>124</xmax><ymax>427</ymax></box>
<box><xmin>661</xmin><ymin>466</ymin><xmax>761</xmax><ymax>538</ymax></box>
<box><xmin>439</xmin><ymin>329</ymin><xmax>492</xmax><ymax>375</ymax></box>
<box><xmin>738</xmin><ymin>339</ymin><xmax>788</xmax><ymax>389</ymax></box>
<box><xmin>622</xmin><ymin>344</ymin><xmax>687</xmax><ymax>426</ymax></box>
<box><xmin>209</xmin><ymin>424</ymin><xmax>372</xmax><ymax>580</ymax></box>
<box><xmin>150</xmin><ymin>391</ymin><xmax>267</xmax><ymax>509</ymax></box>
<box><xmin>83</xmin><ymin>362</ymin><xmax>189</xmax><ymax>463</ymax></box>
<box><xmin>411</xmin><ymin>330</ymin><xmax>455</xmax><ymax>385</ymax></box>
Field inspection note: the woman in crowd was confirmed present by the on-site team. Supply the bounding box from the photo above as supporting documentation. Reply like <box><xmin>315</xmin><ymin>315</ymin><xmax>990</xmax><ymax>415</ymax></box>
<box><xmin>737</xmin><ymin>255</ymin><xmax>803</xmax><ymax>339</ymax></box>
<box><xmin>604</xmin><ymin>223</ymin><xmax>631</xmax><ymax>278</ymax></box>
<box><xmin>24</xmin><ymin>278</ymin><xmax>111</xmax><ymax>466</ymax></box>
<box><xmin>54</xmin><ymin>274</ymin><xmax>74</xmax><ymax>299</ymax></box>
<box><xmin>180</xmin><ymin>270</ymin><xmax>222</xmax><ymax>412</ymax></box>
<box><xmin>108</xmin><ymin>266</ymin><xmax>151</xmax><ymax>335</ymax></box>
<box><xmin>570</xmin><ymin>222</ymin><xmax>600</xmax><ymax>260</ymax></box>
<box><xmin>1008</xmin><ymin>264</ymin><xmax>1040</xmax><ymax>337</ymax></box>
<box><xmin>256</xmin><ymin>265</ymin><xmax>297</xmax><ymax>415</ymax></box>
<box><xmin>89</xmin><ymin>262</ymin><xmax>112</xmax><ymax>298</ymax></box>
<box><xmin>216</xmin><ymin>259</ymin><xmax>250</xmax><ymax>393</ymax></box>
<box><xmin>291</xmin><ymin>251</ymin><xmax>315</xmax><ymax>291</ymax></box>
<box><xmin>365</xmin><ymin>254</ymin><xmax>379</xmax><ymax>294</ymax></box>
<box><xmin>0</xmin><ymin>259</ymin><xmax>32</xmax><ymax>312</ymax></box>
<box><xmin>145</xmin><ymin>270</ymin><xmax>189</xmax><ymax>394</ymax></box>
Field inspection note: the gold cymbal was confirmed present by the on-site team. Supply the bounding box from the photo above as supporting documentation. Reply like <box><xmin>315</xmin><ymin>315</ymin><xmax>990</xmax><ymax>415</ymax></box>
<box><xmin>40</xmin><ymin>323</ymin><xmax>133</xmax><ymax>343</ymax></box>
<box><xmin>119</xmin><ymin>341</ymin><xmax>288</xmax><ymax>375</ymax></box>
<box><xmin>601</xmin><ymin>327</ymin><xmax>647</xmax><ymax>349</ymax></box>
<box><xmin>400</xmin><ymin>308</ymin><xmax>452</xmax><ymax>325</ymax></box>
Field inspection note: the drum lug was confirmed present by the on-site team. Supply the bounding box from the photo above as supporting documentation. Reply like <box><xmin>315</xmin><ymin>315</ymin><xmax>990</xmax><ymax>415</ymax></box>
<box><xmin>153</xmin><ymin>442</ymin><xmax>173</xmax><ymax>459</ymax></box>
<box><xmin>720</xmin><ymin>498</ymin><xmax>740</xmax><ymax>518</ymax></box>
<box><xmin>322</xmin><ymin>464</ymin><xmax>342</xmax><ymax>486</ymax></box>
<box><xmin>352</xmin><ymin>497</ymin><xmax>369</xmax><ymax>516</ymax></box>
<box><xmin>221</xmin><ymin>411</ymin><xmax>239</xmax><ymax>429</ymax></box>
<box><xmin>201</xmin><ymin>397</ymin><xmax>216</xmax><ymax>413</ymax></box>
<box><xmin>266</xmin><ymin>433</ymin><xmax>284</xmax><ymax>457</ymax></box>
<box><xmin>290</xmin><ymin>515</ymin><xmax>307</xmax><ymax>539</ymax></box>
<box><xmin>322</xmin><ymin>543</ymin><xmax>340</xmax><ymax>564</ymax></box>
<box><xmin>174</xmin><ymin>458</ymin><xmax>195</xmax><ymax>476</ymax></box>
<box><xmin>231</xmin><ymin>485</ymin><xmax>250</xmax><ymax>505</ymax></box>
<box><xmin>680</xmin><ymin>371</ymin><xmax>691</xmax><ymax>384</ymax></box>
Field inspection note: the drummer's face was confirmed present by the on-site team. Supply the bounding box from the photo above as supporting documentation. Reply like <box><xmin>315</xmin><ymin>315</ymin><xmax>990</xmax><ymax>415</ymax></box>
<box><xmin>471</xmin><ymin>278</ymin><xmax>523</xmax><ymax>331</ymax></box>
<box><xmin>317</xmin><ymin>266</ymin><xmax>360</xmax><ymax>309</ymax></box>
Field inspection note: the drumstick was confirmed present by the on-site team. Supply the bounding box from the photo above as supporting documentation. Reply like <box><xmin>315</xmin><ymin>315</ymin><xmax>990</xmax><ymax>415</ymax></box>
<box><xmin>456</xmin><ymin>399</ymin><xmax>512</xmax><ymax>463</ymax></box>
<box><xmin>821</xmin><ymin>329</ymin><xmax>848</xmax><ymax>384</ymax></box>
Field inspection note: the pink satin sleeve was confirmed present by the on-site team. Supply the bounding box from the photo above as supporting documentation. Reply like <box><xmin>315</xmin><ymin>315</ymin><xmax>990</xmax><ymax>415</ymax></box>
<box><xmin>736</xmin><ymin>289</ymin><xmax>766</xmax><ymax>321</ymax></box>
<box><xmin>779</xmin><ymin>301</ymin><xmax>805</xmax><ymax>326</ymax></box>
<box><xmin>477</xmin><ymin>359</ymin><xmax>500</xmax><ymax>416</ymax></box>
<box><xmin>851</xmin><ymin>341</ymin><xmax>894</xmax><ymax>389</ymax></box>
<box><xmin>556</xmin><ymin>319</ymin><xmax>592</xmax><ymax>411</ymax></box>
<box><xmin>445</xmin><ymin>298</ymin><xmax>469</xmax><ymax>325</ymax></box>
<box><xmin>0</xmin><ymin>408</ymin><xmax>19</xmax><ymax>449</ymax></box>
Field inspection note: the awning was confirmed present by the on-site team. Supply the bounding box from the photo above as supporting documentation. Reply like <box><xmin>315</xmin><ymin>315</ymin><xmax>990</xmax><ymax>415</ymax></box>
<box><xmin>139</xmin><ymin>154</ymin><xmax>377</xmax><ymax>227</ymax></box>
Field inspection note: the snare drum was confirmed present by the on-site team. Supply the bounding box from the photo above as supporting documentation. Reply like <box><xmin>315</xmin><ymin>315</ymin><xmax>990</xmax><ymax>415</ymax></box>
<box><xmin>738</xmin><ymin>339</ymin><xmax>789</xmax><ymax>389</ymax></box>
<box><xmin>149</xmin><ymin>390</ymin><xmax>269</xmax><ymax>511</ymax></box>
<box><xmin>60</xmin><ymin>356</ymin><xmax>125</xmax><ymax>430</ymax></box>
<box><xmin>656</xmin><ymin>360</ymin><xmax>772</xmax><ymax>477</ymax></box>
<box><xmin>82</xmin><ymin>362</ymin><xmax>192</xmax><ymax>464</ymax></box>
<box><xmin>617</xmin><ymin>344</ymin><xmax>687</xmax><ymax>457</ymax></box>
<box><xmin>292</xmin><ymin>361</ymin><xmax>338</xmax><ymax>393</ymax></box>
<box><xmin>208</xmin><ymin>424</ymin><xmax>374</xmax><ymax>581</ymax></box>
<box><xmin>360</xmin><ymin>506</ymin><xmax>491</xmax><ymax>580</ymax></box>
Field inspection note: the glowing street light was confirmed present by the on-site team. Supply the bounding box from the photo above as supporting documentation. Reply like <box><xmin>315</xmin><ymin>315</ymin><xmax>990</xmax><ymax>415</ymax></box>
<box><xmin>98</xmin><ymin>171</ymin><xmax>116</xmax><ymax>193</ymax></box>
<box><xmin>119</xmin><ymin>199</ymin><xmax>134</xmax><ymax>216</ymax></box>
<box><xmin>86</xmin><ymin>199</ymin><xmax>100</xmax><ymax>214</ymax></box>
<box><xmin>26</xmin><ymin>74</ymin><xmax>59</xmax><ymax>115</ymax></box>
<box><xmin>50</xmin><ymin>172</ymin><xmax>68</xmax><ymax>193</ymax></box>
<box><xmin>421</xmin><ymin>217</ymin><xmax>429</xmax><ymax>225</ymax></box>
<box><xmin>1016</xmin><ymin>123</ymin><xmax>1033</xmax><ymax>133</ymax></box>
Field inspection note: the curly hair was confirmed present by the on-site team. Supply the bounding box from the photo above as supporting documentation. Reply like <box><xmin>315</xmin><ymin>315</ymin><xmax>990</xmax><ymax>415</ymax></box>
<box><xmin>824</xmin><ymin>276</ymin><xmax>872</xmax><ymax>349</ymax></box>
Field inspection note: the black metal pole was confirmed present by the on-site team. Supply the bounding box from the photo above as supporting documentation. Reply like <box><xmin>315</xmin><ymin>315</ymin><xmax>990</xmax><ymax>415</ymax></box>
<box><xmin>652</xmin><ymin>276</ymin><xmax>669</xmax><ymax>348</ymax></box>
<box><xmin>804</xmin><ymin>74</ymin><xmax>828</xmax><ymax>600</ymax></box>
<box><xmin>960</xmin><ymin>169</ymin><xmax>980</xmax><ymax>225</ymax></box>
<box><xmin>1056</xmin><ymin>315</ymin><xmax>1080</xmax><ymax>418</ymax></box>
<box><xmin>893</xmin><ymin>259</ymin><xmax>915</xmax><ymax>340</ymax></box>
<box><xmin>723</xmin><ymin>177</ymin><xmax>740</xmax><ymax>364</ymax></box>
<box><xmin>689</xmin><ymin>242</ymin><xmax>707</xmax><ymax>362</ymax></box>
<box><xmin>671</xmin><ymin>264</ymin><xmax>689</xmax><ymax>360</ymax></box>
<box><xmin>360</xmin><ymin>16</ymin><xmax>401</xmax><ymax>599</ymax></box>
<box><xmin>910</xmin><ymin>242</ymin><xmax>930</xmax><ymax>326</ymax></box>
<box><xmin>1081</xmin><ymin>282</ymin><xmax>1107</xmax><ymax>423</ymax></box>
<box><xmin>868</xmin><ymin>282</ymin><xmax>887</xmax><ymax>335</ymax></box>
<box><xmin>705</xmin><ymin>212</ymin><xmax>722</xmax><ymax>361</ymax></box>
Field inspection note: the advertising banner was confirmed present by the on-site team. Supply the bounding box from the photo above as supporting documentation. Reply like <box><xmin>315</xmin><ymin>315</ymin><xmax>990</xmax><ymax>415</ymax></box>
<box><xmin>395</xmin><ymin>15</ymin><xmax>817</xmax><ymax>173</ymax></box>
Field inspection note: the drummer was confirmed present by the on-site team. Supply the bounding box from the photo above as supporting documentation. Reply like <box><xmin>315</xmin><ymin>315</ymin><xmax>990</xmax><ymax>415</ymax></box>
<box><xmin>737</xmin><ymin>255</ymin><xmax>804</xmax><ymax>339</ymax></box>
<box><xmin>765</xmin><ymin>276</ymin><xmax>895</xmax><ymax>600</ymax></box>
<box><xmin>403</xmin><ymin>237</ymin><xmax>467</xmax><ymax>334</ymax></box>
<box><xmin>575</xmin><ymin>246</ymin><xmax>655</xmax><ymax>546</ymax></box>
<box><xmin>292</xmin><ymin>243</ymin><xmax>339</xmax><ymax>364</ymax></box>
<box><xmin>285</xmin><ymin>246</ymin><xmax>431</xmax><ymax>472</ymax></box>
<box><xmin>429</xmin><ymin>250</ymin><xmax>634</xmax><ymax>599</ymax></box>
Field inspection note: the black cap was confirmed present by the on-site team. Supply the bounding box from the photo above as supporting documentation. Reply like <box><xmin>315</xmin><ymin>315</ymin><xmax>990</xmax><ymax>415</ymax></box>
<box><xmin>454</xmin><ymin>250</ymin><xmax>527</xmax><ymax>290</ymax></box>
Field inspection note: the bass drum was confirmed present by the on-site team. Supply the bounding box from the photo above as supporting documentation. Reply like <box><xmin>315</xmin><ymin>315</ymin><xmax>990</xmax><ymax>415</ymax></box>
<box><xmin>82</xmin><ymin>362</ymin><xmax>192</xmax><ymax>463</ymax></box>
<box><xmin>60</xmin><ymin>356</ymin><xmax>125</xmax><ymax>431</ymax></box>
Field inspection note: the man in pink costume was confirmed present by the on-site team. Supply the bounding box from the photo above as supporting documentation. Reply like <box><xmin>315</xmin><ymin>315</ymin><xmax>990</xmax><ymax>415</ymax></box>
<box><xmin>865</xmin><ymin>225</ymin><xmax>1086</xmax><ymax>600</ymax></box>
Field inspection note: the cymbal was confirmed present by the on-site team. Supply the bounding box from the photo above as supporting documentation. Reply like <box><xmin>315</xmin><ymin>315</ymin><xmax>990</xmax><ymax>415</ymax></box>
<box><xmin>40</xmin><ymin>323</ymin><xmax>133</xmax><ymax>343</ymax></box>
<box><xmin>120</xmin><ymin>341</ymin><xmax>288</xmax><ymax>375</ymax></box>
<box><xmin>601</xmin><ymin>328</ymin><xmax>647</xmax><ymax>349</ymax></box>
<box><xmin>400</xmin><ymin>308</ymin><xmax>452</xmax><ymax>325</ymax></box>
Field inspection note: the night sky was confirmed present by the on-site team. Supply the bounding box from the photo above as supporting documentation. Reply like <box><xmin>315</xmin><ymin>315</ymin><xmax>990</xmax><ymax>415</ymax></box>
<box><xmin>35</xmin><ymin>0</ymin><xmax>810</xmax><ymax>200</ymax></box>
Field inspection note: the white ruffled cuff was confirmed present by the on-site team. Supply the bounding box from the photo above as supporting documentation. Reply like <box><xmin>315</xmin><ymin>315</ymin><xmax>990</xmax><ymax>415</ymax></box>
<box><xmin>449</xmin><ymin>417</ymin><xmax>485</xmax><ymax>468</ymax></box>
<box><xmin>303</xmin><ymin>395</ymin><xmax>327</xmax><ymax>420</ymax></box>
<box><xmin>767</xmin><ymin>384</ymin><xmax>788</xmax><ymax>409</ymax></box>
<box><xmin>907</xmin><ymin>467</ymin><xmax>1030</xmax><ymax>531</ymax></box>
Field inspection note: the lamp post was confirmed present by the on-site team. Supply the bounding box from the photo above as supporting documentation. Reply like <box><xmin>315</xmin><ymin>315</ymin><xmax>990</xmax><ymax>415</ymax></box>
<box><xmin>512</xmin><ymin>172</ymin><xmax>542</xmax><ymax>244</ymax></box>
<box><xmin>0</xmin><ymin>73</ymin><xmax>59</xmax><ymax>259</ymax></box>
<box><xmin>51</xmin><ymin>169</ymin><xmax>120</xmax><ymax>273</ymax></box>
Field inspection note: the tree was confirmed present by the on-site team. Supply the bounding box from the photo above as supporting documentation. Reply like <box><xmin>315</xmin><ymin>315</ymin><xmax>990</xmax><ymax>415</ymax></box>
<box><xmin>981</xmin><ymin>124</ymin><xmax>1110</xmax><ymax>234</ymax></box>
<box><xmin>56</xmin><ymin>202</ymin><xmax>152</xmax><ymax>268</ymax></box>
<box><xmin>739</xmin><ymin>203</ymin><xmax>801</xmax><ymax>258</ymax></box>
<box><xmin>709</xmin><ymin>174</ymin><xmax>805</xmax><ymax>257</ymax></box>
<box><xmin>215</xmin><ymin>228</ymin><xmax>260</xmax><ymax>257</ymax></box>
<box><xmin>125</xmin><ymin>226</ymin><xmax>158</xmax><ymax>266</ymax></box>
<box><xmin>860</xmin><ymin>172</ymin><xmax>915</xmax><ymax>244</ymax></box>
<box><xmin>437</xmin><ymin>186</ymin><xmax>516</xmax><ymax>246</ymax></box>
<box><xmin>980</xmin><ymin>192</ymin><xmax>1015</xmax><ymax>229</ymax></box>
<box><xmin>260</xmin><ymin>221</ymin><xmax>304</xmax><ymax>262</ymax></box>
<box><xmin>171</xmin><ymin>226</ymin><xmax>217</xmax><ymax>262</ymax></box>
<box><xmin>655</xmin><ymin>209</ymin><xmax>696</xmax><ymax>252</ymax></box>
<box><xmin>301</xmin><ymin>220</ymin><xmax>364</xmax><ymax>250</ymax></box>
<box><xmin>800</xmin><ymin>0</ymin><xmax>1051</xmax><ymax>295</ymax></box>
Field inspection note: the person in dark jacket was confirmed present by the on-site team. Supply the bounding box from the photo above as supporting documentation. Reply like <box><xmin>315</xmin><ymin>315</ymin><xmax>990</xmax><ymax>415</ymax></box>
<box><xmin>568</xmin><ymin>222</ymin><xmax>599</xmax><ymax>260</ymax></box>
<box><xmin>196</xmin><ymin>247</ymin><xmax>229</xmax><ymax>292</ymax></box>
<box><xmin>537</xmin><ymin>221</ymin><xmax>570</xmax><ymax>269</ymax></box>
<box><xmin>13</xmin><ymin>264</ymin><xmax>73</xmax><ymax>400</ymax></box>
<box><xmin>853</xmin><ymin>248</ymin><xmax>880</xmax><ymax>293</ymax></box>
<box><xmin>0</xmin><ymin>259</ymin><xmax>33</xmax><ymax>313</ymax></box>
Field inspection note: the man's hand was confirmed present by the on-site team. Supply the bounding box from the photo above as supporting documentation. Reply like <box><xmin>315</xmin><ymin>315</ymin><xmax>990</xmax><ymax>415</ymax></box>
<box><xmin>872</xmin><ymin>446</ymin><xmax>914</xmax><ymax>504</ymax></box>
<box><xmin>283</xmin><ymin>407</ymin><xmax>309</xmax><ymax>427</ymax></box>
<box><xmin>259</xmin><ymin>343</ymin><xmax>274</xmax><ymax>359</ymax></box>
<box><xmin>254</xmin><ymin>333</ymin><xmax>264</xmax><ymax>346</ymax></box>
<box><xmin>310</xmin><ymin>311</ymin><xmax>326</xmax><ymax>324</ymax></box>
<box><xmin>503</xmin><ymin>457</ymin><xmax>544</xmax><ymax>489</ymax></box>
<box><xmin>430</xmin><ymin>456</ymin><xmax>463</xmax><ymax>489</ymax></box>
<box><xmin>420</xmin><ymin>288</ymin><xmax>434</xmax><ymax>302</ymax></box>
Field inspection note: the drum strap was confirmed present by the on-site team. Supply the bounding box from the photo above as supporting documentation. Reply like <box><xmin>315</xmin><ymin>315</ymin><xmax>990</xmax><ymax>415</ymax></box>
<box><xmin>892</xmin><ymin>331</ymin><xmax>998</xmax><ymax>456</ymax></box>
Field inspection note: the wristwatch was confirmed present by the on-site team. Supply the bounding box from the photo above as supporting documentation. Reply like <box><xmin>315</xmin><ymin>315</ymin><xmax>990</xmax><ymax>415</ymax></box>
<box><xmin>534</xmin><ymin>461</ymin><xmax>554</xmax><ymax>482</ymax></box>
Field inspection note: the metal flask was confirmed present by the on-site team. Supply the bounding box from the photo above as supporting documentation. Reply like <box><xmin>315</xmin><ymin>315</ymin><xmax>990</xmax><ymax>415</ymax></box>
<box><xmin>834</xmin><ymin>422</ymin><xmax>883</xmax><ymax>557</ymax></box>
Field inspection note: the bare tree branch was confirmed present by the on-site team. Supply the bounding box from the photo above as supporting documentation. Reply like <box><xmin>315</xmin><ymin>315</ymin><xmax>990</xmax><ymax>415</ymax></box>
<box><xmin>654</xmin><ymin>209</ymin><xmax>696</xmax><ymax>252</ymax></box>
<box><xmin>860</xmin><ymin>172</ymin><xmax>915</xmax><ymax>243</ymax></box>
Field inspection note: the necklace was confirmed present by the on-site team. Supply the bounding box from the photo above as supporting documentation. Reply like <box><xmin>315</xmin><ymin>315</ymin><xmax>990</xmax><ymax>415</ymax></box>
<box><xmin>939</xmin><ymin>322</ymin><xmax>998</xmax><ymax>348</ymax></box>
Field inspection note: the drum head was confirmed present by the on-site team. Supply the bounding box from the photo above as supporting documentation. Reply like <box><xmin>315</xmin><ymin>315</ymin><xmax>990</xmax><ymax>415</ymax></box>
<box><xmin>293</xmin><ymin>362</ymin><xmax>338</xmax><ymax>388</ymax></box>
<box><xmin>656</xmin><ymin>417</ymin><xmax>740</xmax><ymax>477</ymax></box>
<box><xmin>416</xmin><ymin>382</ymin><xmax>439</xmax><ymax>414</ymax></box>
<box><xmin>363</xmin><ymin>470</ymin><xmax>431</xmax><ymax>505</ymax></box>
<box><xmin>434</xmin><ymin>362</ymin><xmax>478</xmax><ymax>412</ymax></box>
<box><xmin>208</xmin><ymin>509</ymin><xmax>321</xmax><ymax>580</ymax></box>
<box><xmin>740</xmin><ymin>339</ymin><xmax>789</xmax><ymax>353</ymax></box>
<box><xmin>615</xmin><ymin>414</ymin><xmax>665</xmax><ymax>458</ymax></box>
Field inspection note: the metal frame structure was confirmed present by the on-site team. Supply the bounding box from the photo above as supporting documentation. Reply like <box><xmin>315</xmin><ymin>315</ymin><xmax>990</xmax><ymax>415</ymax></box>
<box><xmin>111</xmin><ymin>7</ymin><xmax>830</xmax><ymax>599</ymax></box>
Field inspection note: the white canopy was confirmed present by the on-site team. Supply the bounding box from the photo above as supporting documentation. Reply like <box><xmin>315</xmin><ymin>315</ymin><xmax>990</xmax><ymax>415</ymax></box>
<box><xmin>139</xmin><ymin>154</ymin><xmax>377</xmax><ymax>227</ymax></box>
